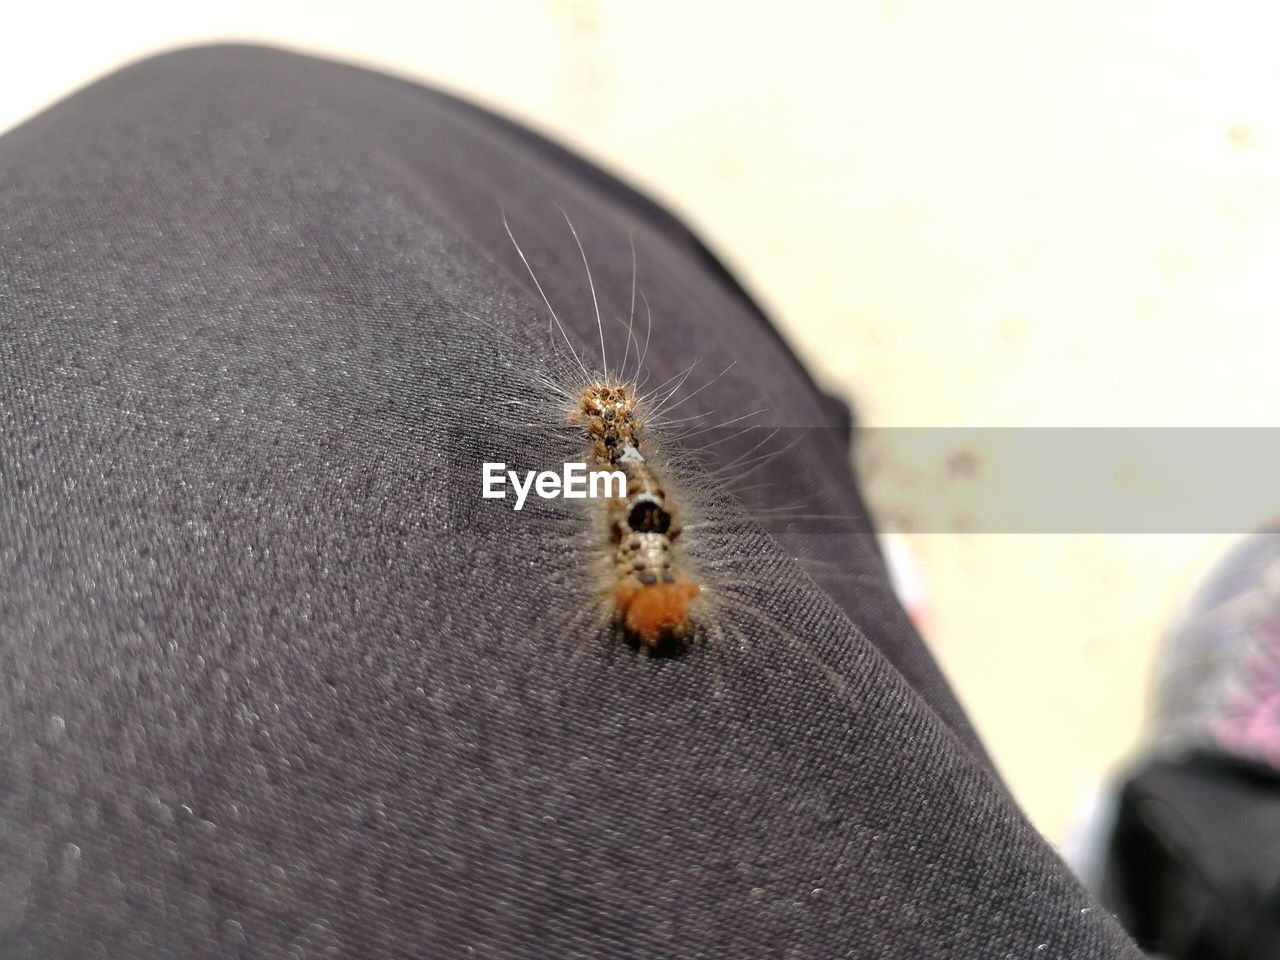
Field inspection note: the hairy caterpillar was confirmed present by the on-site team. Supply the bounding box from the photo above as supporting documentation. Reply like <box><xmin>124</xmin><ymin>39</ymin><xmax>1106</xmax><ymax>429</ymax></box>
<box><xmin>499</xmin><ymin>209</ymin><xmax>713</xmax><ymax>654</ymax></box>
<box><xmin>574</xmin><ymin>378</ymin><xmax>701</xmax><ymax>650</ymax></box>
<box><xmin>474</xmin><ymin>205</ymin><xmax>884</xmax><ymax>675</ymax></box>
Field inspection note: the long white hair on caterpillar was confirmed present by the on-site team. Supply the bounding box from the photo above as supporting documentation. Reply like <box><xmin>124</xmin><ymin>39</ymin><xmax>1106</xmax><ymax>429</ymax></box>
<box><xmin>472</xmin><ymin>203</ymin><xmax>878</xmax><ymax>684</ymax></box>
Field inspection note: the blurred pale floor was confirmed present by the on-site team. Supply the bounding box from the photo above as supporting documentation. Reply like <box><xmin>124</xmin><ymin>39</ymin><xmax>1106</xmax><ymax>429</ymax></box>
<box><xmin>6</xmin><ymin>1</ymin><xmax>1280</xmax><ymax>847</ymax></box>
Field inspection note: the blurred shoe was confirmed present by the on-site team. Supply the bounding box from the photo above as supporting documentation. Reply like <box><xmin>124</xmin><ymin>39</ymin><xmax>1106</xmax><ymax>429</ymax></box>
<box><xmin>1153</xmin><ymin>525</ymin><xmax>1280</xmax><ymax>773</ymax></box>
<box><xmin>1099</xmin><ymin>526</ymin><xmax>1280</xmax><ymax>960</ymax></box>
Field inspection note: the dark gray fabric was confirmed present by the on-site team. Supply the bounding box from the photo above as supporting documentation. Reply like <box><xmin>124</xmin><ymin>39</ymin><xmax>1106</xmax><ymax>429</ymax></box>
<box><xmin>0</xmin><ymin>45</ymin><xmax>1138</xmax><ymax>958</ymax></box>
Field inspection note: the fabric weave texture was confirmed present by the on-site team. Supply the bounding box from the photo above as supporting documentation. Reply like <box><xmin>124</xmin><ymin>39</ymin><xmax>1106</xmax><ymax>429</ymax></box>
<box><xmin>0</xmin><ymin>45</ymin><xmax>1139</xmax><ymax>958</ymax></box>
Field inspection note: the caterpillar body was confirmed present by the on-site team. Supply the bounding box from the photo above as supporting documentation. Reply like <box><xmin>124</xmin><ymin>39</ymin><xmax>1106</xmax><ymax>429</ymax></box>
<box><xmin>574</xmin><ymin>378</ymin><xmax>700</xmax><ymax>650</ymax></box>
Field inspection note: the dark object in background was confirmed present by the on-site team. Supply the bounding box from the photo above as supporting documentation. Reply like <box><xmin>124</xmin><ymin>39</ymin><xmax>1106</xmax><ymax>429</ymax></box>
<box><xmin>1102</xmin><ymin>528</ymin><xmax>1280</xmax><ymax>958</ymax></box>
<box><xmin>1104</xmin><ymin>753</ymin><xmax>1280</xmax><ymax>959</ymax></box>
